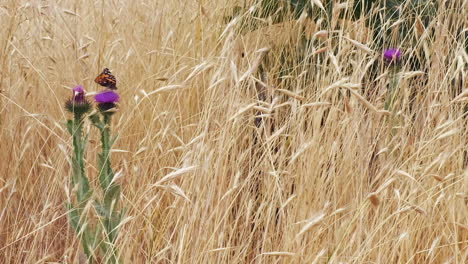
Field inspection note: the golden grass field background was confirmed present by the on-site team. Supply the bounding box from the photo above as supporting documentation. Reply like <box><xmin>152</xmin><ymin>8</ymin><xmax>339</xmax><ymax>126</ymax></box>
<box><xmin>0</xmin><ymin>0</ymin><xmax>467</xmax><ymax>263</ymax></box>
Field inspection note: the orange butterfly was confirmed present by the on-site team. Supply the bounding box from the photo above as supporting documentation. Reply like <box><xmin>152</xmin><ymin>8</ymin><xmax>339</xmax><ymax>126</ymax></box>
<box><xmin>94</xmin><ymin>68</ymin><xmax>117</xmax><ymax>90</ymax></box>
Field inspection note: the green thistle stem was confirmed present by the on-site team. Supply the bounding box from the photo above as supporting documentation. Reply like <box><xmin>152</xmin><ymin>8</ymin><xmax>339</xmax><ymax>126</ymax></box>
<box><xmin>385</xmin><ymin>66</ymin><xmax>400</xmax><ymax>111</ymax></box>
<box><xmin>67</xmin><ymin>112</ymin><xmax>95</xmax><ymax>262</ymax></box>
<box><xmin>93</xmin><ymin>112</ymin><xmax>121</xmax><ymax>264</ymax></box>
<box><xmin>72</xmin><ymin>113</ymin><xmax>91</xmax><ymax>200</ymax></box>
<box><xmin>99</xmin><ymin>114</ymin><xmax>112</xmax><ymax>191</ymax></box>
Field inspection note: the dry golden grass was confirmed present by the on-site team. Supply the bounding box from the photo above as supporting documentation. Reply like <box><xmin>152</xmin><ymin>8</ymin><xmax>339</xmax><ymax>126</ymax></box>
<box><xmin>0</xmin><ymin>0</ymin><xmax>467</xmax><ymax>263</ymax></box>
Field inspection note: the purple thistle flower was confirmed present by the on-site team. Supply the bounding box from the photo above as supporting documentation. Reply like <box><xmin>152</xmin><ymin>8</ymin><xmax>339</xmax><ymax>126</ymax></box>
<box><xmin>65</xmin><ymin>85</ymin><xmax>91</xmax><ymax>114</ymax></box>
<box><xmin>73</xmin><ymin>84</ymin><xmax>84</xmax><ymax>93</ymax></box>
<box><xmin>95</xmin><ymin>90</ymin><xmax>120</xmax><ymax>103</ymax></box>
<box><xmin>73</xmin><ymin>85</ymin><xmax>86</xmax><ymax>103</ymax></box>
<box><xmin>383</xmin><ymin>48</ymin><xmax>402</xmax><ymax>64</ymax></box>
<box><xmin>95</xmin><ymin>90</ymin><xmax>119</xmax><ymax>113</ymax></box>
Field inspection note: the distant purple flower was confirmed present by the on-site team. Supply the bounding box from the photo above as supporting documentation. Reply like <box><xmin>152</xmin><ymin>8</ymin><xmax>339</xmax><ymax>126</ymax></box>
<box><xmin>383</xmin><ymin>49</ymin><xmax>401</xmax><ymax>64</ymax></box>
<box><xmin>95</xmin><ymin>91</ymin><xmax>120</xmax><ymax>103</ymax></box>
<box><xmin>95</xmin><ymin>90</ymin><xmax>119</xmax><ymax>113</ymax></box>
<box><xmin>65</xmin><ymin>85</ymin><xmax>91</xmax><ymax>114</ymax></box>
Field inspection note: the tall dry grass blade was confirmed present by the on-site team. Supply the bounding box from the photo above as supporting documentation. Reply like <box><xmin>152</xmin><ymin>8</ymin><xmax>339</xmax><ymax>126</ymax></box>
<box><xmin>296</xmin><ymin>213</ymin><xmax>326</xmax><ymax>238</ymax></box>
<box><xmin>275</xmin><ymin>89</ymin><xmax>305</xmax><ymax>101</ymax></box>
<box><xmin>229</xmin><ymin>103</ymin><xmax>256</xmax><ymax>121</ymax></box>
<box><xmin>258</xmin><ymin>252</ymin><xmax>296</xmax><ymax>257</ymax></box>
<box><xmin>146</xmin><ymin>85</ymin><xmax>185</xmax><ymax>96</ymax></box>
<box><xmin>290</xmin><ymin>141</ymin><xmax>315</xmax><ymax>163</ymax></box>
<box><xmin>154</xmin><ymin>166</ymin><xmax>198</xmax><ymax>185</ymax></box>
<box><xmin>347</xmin><ymin>89</ymin><xmax>391</xmax><ymax>115</ymax></box>
<box><xmin>343</xmin><ymin>37</ymin><xmax>374</xmax><ymax>54</ymax></box>
<box><xmin>311</xmin><ymin>249</ymin><xmax>327</xmax><ymax>264</ymax></box>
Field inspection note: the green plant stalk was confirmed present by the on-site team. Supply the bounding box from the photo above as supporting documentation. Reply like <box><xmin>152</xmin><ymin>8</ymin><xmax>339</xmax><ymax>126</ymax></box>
<box><xmin>72</xmin><ymin>113</ymin><xmax>91</xmax><ymax>200</ymax></box>
<box><xmin>383</xmin><ymin>65</ymin><xmax>404</xmax><ymax>140</ymax></box>
<box><xmin>384</xmin><ymin>66</ymin><xmax>400</xmax><ymax>112</ymax></box>
<box><xmin>67</xmin><ymin>112</ymin><xmax>95</xmax><ymax>262</ymax></box>
<box><xmin>95</xmin><ymin>113</ymin><xmax>122</xmax><ymax>264</ymax></box>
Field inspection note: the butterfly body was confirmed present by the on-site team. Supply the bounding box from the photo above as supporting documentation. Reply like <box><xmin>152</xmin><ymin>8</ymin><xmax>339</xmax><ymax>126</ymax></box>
<box><xmin>95</xmin><ymin>68</ymin><xmax>117</xmax><ymax>90</ymax></box>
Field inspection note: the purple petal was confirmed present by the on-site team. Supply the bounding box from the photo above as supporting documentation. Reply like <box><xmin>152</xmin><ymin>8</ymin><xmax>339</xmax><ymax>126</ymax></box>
<box><xmin>73</xmin><ymin>85</ymin><xmax>85</xmax><ymax>102</ymax></box>
<box><xmin>95</xmin><ymin>90</ymin><xmax>120</xmax><ymax>103</ymax></box>
<box><xmin>73</xmin><ymin>85</ymin><xmax>85</xmax><ymax>93</ymax></box>
<box><xmin>384</xmin><ymin>49</ymin><xmax>401</xmax><ymax>62</ymax></box>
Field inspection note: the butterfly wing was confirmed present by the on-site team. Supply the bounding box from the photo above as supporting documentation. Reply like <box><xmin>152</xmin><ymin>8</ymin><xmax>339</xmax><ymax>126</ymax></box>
<box><xmin>95</xmin><ymin>68</ymin><xmax>117</xmax><ymax>89</ymax></box>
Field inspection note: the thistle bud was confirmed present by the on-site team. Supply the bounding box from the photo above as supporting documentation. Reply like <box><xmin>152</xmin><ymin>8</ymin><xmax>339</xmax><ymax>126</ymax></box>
<box><xmin>65</xmin><ymin>85</ymin><xmax>92</xmax><ymax>115</ymax></box>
